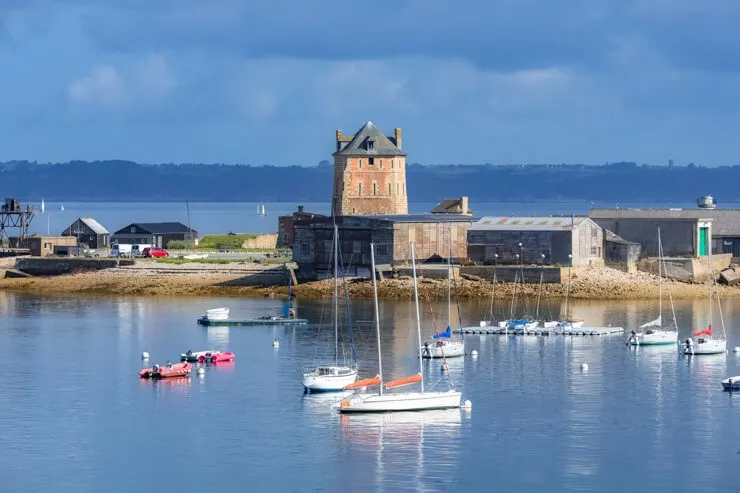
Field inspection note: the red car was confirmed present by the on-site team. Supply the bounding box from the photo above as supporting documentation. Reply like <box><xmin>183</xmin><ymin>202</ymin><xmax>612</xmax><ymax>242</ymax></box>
<box><xmin>143</xmin><ymin>247</ymin><xmax>169</xmax><ymax>258</ymax></box>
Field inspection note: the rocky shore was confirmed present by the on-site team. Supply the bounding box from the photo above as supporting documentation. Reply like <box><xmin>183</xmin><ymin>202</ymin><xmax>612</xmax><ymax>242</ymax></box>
<box><xmin>0</xmin><ymin>262</ymin><xmax>738</xmax><ymax>300</ymax></box>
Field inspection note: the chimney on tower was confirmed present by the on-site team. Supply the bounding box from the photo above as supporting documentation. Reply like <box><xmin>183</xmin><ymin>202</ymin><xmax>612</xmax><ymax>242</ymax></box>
<box><xmin>394</xmin><ymin>128</ymin><xmax>402</xmax><ymax>150</ymax></box>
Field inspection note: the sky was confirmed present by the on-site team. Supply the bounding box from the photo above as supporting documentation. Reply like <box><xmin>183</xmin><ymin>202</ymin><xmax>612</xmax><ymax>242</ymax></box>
<box><xmin>1</xmin><ymin>0</ymin><xmax>740</xmax><ymax>166</ymax></box>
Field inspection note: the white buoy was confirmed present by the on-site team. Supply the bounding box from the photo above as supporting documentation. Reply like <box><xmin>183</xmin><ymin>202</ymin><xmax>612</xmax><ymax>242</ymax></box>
<box><xmin>272</xmin><ymin>339</ymin><xmax>279</xmax><ymax>349</ymax></box>
<box><xmin>196</xmin><ymin>367</ymin><xmax>205</xmax><ymax>376</ymax></box>
<box><xmin>141</xmin><ymin>352</ymin><xmax>149</xmax><ymax>360</ymax></box>
<box><xmin>462</xmin><ymin>400</ymin><xmax>472</xmax><ymax>410</ymax></box>
<box><xmin>734</xmin><ymin>347</ymin><xmax>740</xmax><ymax>353</ymax></box>
<box><xmin>471</xmin><ymin>349</ymin><xmax>478</xmax><ymax>358</ymax></box>
<box><xmin>580</xmin><ymin>363</ymin><xmax>589</xmax><ymax>371</ymax></box>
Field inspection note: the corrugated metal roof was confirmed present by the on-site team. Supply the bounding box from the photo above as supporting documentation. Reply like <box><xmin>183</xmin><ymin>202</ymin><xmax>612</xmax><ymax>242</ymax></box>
<box><xmin>472</xmin><ymin>216</ymin><xmax>587</xmax><ymax>231</ymax></box>
<box><xmin>589</xmin><ymin>208</ymin><xmax>740</xmax><ymax>232</ymax></box>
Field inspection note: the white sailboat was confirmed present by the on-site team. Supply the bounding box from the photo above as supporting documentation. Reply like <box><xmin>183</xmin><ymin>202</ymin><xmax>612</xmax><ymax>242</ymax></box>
<box><xmin>627</xmin><ymin>229</ymin><xmax>678</xmax><ymax>346</ymax></box>
<box><xmin>421</xmin><ymin>233</ymin><xmax>464</xmax><ymax>358</ymax></box>
<box><xmin>256</xmin><ymin>202</ymin><xmax>267</xmax><ymax>216</ymax></box>
<box><xmin>302</xmin><ymin>224</ymin><xmax>358</xmax><ymax>392</ymax></box>
<box><xmin>682</xmin><ymin>245</ymin><xmax>727</xmax><ymax>356</ymax></box>
<box><xmin>336</xmin><ymin>242</ymin><xmax>463</xmax><ymax>413</ymax></box>
<box><xmin>557</xmin><ymin>256</ymin><xmax>583</xmax><ymax>329</ymax></box>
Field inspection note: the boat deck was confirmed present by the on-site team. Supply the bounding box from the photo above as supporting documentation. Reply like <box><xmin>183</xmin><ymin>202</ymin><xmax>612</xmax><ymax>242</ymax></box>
<box><xmin>456</xmin><ymin>326</ymin><xmax>624</xmax><ymax>336</ymax></box>
<box><xmin>197</xmin><ymin>317</ymin><xmax>308</xmax><ymax>326</ymax></box>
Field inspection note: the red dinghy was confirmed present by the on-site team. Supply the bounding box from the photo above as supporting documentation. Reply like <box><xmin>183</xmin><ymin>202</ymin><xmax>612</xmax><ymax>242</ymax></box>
<box><xmin>140</xmin><ymin>362</ymin><xmax>192</xmax><ymax>379</ymax></box>
<box><xmin>197</xmin><ymin>351</ymin><xmax>236</xmax><ymax>364</ymax></box>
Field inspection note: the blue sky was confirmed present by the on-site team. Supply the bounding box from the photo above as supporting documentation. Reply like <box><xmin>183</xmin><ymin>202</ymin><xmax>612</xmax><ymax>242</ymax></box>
<box><xmin>1</xmin><ymin>0</ymin><xmax>739</xmax><ymax>166</ymax></box>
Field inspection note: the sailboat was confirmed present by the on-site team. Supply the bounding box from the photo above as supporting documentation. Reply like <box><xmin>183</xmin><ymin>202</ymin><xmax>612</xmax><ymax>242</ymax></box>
<box><xmin>557</xmin><ymin>256</ymin><xmax>584</xmax><ymax>329</ymax></box>
<box><xmin>302</xmin><ymin>224</ymin><xmax>358</xmax><ymax>392</ymax></box>
<box><xmin>682</xmin><ymin>243</ymin><xmax>727</xmax><ymax>356</ymax></box>
<box><xmin>257</xmin><ymin>202</ymin><xmax>267</xmax><ymax>216</ymax></box>
<box><xmin>627</xmin><ymin>229</ymin><xmax>678</xmax><ymax>346</ymax></box>
<box><xmin>421</xmin><ymin>233</ymin><xmax>464</xmax><ymax>358</ymax></box>
<box><xmin>60</xmin><ymin>204</ymin><xmax>64</xmax><ymax>211</ymax></box>
<box><xmin>336</xmin><ymin>242</ymin><xmax>463</xmax><ymax>413</ymax></box>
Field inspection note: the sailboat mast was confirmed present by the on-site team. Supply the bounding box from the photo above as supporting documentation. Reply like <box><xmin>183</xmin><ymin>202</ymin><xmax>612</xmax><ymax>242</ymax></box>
<box><xmin>370</xmin><ymin>243</ymin><xmax>383</xmax><ymax>396</ymax></box>
<box><xmin>658</xmin><ymin>229</ymin><xmax>663</xmax><ymax>322</ymax></box>
<box><xmin>411</xmin><ymin>242</ymin><xmax>425</xmax><ymax>393</ymax></box>
<box><xmin>707</xmin><ymin>237</ymin><xmax>712</xmax><ymax>328</ymax></box>
<box><xmin>447</xmin><ymin>227</ymin><xmax>452</xmax><ymax>327</ymax></box>
<box><xmin>536</xmin><ymin>270</ymin><xmax>543</xmax><ymax>320</ymax></box>
<box><xmin>334</xmin><ymin>224</ymin><xmax>339</xmax><ymax>366</ymax></box>
<box><xmin>564</xmin><ymin>260</ymin><xmax>571</xmax><ymax>321</ymax></box>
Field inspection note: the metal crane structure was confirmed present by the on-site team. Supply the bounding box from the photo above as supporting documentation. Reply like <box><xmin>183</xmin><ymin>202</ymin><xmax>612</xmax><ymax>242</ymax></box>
<box><xmin>0</xmin><ymin>198</ymin><xmax>35</xmax><ymax>252</ymax></box>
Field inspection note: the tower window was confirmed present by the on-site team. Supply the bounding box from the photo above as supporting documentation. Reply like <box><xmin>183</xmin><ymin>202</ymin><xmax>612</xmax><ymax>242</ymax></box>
<box><xmin>388</xmin><ymin>183</ymin><xmax>392</xmax><ymax>195</ymax></box>
<box><xmin>379</xmin><ymin>159</ymin><xmax>383</xmax><ymax>169</ymax></box>
<box><xmin>369</xmin><ymin>157</ymin><xmax>375</xmax><ymax>165</ymax></box>
<box><xmin>367</xmin><ymin>140</ymin><xmax>374</xmax><ymax>150</ymax></box>
<box><xmin>391</xmin><ymin>159</ymin><xmax>394</xmax><ymax>169</ymax></box>
<box><xmin>373</xmin><ymin>182</ymin><xmax>377</xmax><ymax>196</ymax></box>
<box><xmin>358</xmin><ymin>183</ymin><xmax>362</xmax><ymax>196</ymax></box>
<box><xmin>358</xmin><ymin>159</ymin><xmax>362</xmax><ymax>169</ymax></box>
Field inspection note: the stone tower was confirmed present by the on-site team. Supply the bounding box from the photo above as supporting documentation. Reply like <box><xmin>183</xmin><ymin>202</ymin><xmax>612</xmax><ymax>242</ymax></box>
<box><xmin>331</xmin><ymin>122</ymin><xmax>408</xmax><ymax>216</ymax></box>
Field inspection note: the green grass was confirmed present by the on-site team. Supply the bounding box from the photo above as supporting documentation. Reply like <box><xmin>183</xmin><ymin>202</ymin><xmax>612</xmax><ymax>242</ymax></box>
<box><xmin>155</xmin><ymin>258</ymin><xmax>240</xmax><ymax>265</ymax></box>
<box><xmin>198</xmin><ymin>234</ymin><xmax>258</xmax><ymax>249</ymax></box>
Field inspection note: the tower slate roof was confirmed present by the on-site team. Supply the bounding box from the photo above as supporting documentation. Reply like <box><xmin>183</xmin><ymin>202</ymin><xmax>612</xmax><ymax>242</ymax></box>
<box><xmin>333</xmin><ymin>121</ymin><xmax>405</xmax><ymax>157</ymax></box>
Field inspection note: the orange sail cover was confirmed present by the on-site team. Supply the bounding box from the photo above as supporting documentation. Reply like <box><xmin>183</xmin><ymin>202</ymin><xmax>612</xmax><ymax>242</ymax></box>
<box><xmin>693</xmin><ymin>324</ymin><xmax>712</xmax><ymax>337</ymax></box>
<box><xmin>385</xmin><ymin>373</ymin><xmax>422</xmax><ymax>389</ymax></box>
<box><xmin>344</xmin><ymin>375</ymin><xmax>382</xmax><ymax>390</ymax></box>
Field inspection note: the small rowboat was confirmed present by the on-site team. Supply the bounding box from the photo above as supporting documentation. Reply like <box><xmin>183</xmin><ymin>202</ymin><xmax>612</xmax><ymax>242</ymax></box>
<box><xmin>140</xmin><ymin>362</ymin><xmax>192</xmax><ymax>379</ymax></box>
<box><xmin>197</xmin><ymin>351</ymin><xmax>235</xmax><ymax>364</ymax></box>
<box><xmin>180</xmin><ymin>350</ymin><xmax>216</xmax><ymax>362</ymax></box>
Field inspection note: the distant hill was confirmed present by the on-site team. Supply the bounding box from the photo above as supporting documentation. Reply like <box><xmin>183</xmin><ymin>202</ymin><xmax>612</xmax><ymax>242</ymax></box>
<box><xmin>1</xmin><ymin>160</ymin><xmax>737</xmax><ymax>202</ymax></box>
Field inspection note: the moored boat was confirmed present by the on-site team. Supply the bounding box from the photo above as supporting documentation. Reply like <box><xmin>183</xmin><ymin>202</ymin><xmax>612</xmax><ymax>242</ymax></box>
<box><xmin>140</xmin><ymin>362</ymin><xmax>192</xmax><ymax>379</ymax></box>
<box><xmin>205</xmin><ymin>307</ymin><xmax>230</xmax><ymax>320</ymax></box>
<box><xmin>181</xmin><ymin>349</ymin><xmax>216</xmax><ymax>362</ymax></box>
<box><xmin>337</xmin><ymin>242</ymin><xmax>463</xmax><ymax>413</ymax></box>
<box><xmin>721</xmin><ymin>376</ymin><xmax>740</xmax><ymax>390</ymax></box>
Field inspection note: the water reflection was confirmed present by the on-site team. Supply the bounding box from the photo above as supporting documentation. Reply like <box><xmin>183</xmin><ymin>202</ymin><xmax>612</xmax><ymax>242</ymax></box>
<box><xmin>339</xmin><ymin>410</ymin><xmax>463</xmax><ymax>490</ymax></box>
<box><xmin>206</xmin><ymin>326</ymin><xmax>230</xmax><ymax>346</ymax></box>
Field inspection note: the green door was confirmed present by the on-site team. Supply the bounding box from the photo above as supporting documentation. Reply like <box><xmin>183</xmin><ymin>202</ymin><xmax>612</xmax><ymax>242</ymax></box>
<box><xmin>699</xmin><ymin>227</ymin><xmax>708</xmax><ymax>256</ymax></box>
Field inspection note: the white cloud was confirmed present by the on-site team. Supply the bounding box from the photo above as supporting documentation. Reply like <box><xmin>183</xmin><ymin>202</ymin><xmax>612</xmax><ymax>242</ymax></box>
<box><xmin>67</xmin><ymin>65</ymin><xmax>124</xmax><ymax>106</ymax></box>
<box><xmin>68</xmin><ymin>54</ymin><xmax>175</xmax><ymax>108</ymax></box>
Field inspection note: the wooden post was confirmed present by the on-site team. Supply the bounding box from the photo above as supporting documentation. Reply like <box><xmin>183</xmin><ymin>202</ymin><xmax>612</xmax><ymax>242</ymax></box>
<box><xmin>285</xmin><ymin>262</ymin><xmax>299</xmax><ymax>286</ymax></box>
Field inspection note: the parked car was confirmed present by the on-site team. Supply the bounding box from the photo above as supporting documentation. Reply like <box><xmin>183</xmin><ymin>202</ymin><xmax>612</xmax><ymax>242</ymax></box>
<box><xmin>143</xmin><ymin>247</ymin><xmax>169</xmax><ymax>258</ymax></box>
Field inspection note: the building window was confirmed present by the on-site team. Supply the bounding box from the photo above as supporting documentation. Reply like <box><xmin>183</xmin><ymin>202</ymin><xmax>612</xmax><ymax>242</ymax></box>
<box><xmin>388</xmin><ymin>183</ymin><xmax>392</xmax><ymax>195</ymax></box>
<box><xmin>377</xmin><ymin>244</ymin><xmax>389</xmax><ymax>256</ymax></box>
<box><xmin>373</xmin><ymin>182</ymin><xmax>377</xmax><ymax>196</ymax></box>
<box><xmin>367</xmin><ymin>140</ymin><xmax>374</xmax><ymax>150</ymax></box>
<box><xmin>44</xmin><ymin>243</ymin><xmax>52</xmax><ymax>249</ymax></box>
<box><xmin>358</xmin><ymin>183</ymin><xmax>363</xmax><ymax>196</ymax></box>
<box><xmin>591</xmin><ymin>227</ymin><xmax>598</xmax><ymax>238</ymax></box>
<box><xmin>369</xmin><ymin>157</ymin><xmax>375</xmax><ymax>165</ymax></box>
<box><xmin>391</xmin><ymin>159</ymin><xmax>394</xmax><ymax>169</ymax></box>
<box><xmin>358</xmin><ymin>159</ymin><xmax>362</xmax><ymax>169</ymax></box>
<box><xmin>130</xmin><ymin>226</ymin><xmax>136</xmax><ymax>233</ymax></box>
<box><xmin>591</xmin><ymin>246</ymin><xmax>601</xmax><ymax>256</ymax></box>
<box><xmin>379</xmin><ymin>159</ymin><xmax>383</xmax><ymax>169</ymax></box>
<box><xmin>300</xmin><ymin>243</ymin><xmax>309</xmax><ymax>254</ymax></box>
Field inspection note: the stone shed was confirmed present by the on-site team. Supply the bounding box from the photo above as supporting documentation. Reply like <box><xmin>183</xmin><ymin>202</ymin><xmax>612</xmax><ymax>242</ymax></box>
<box><xmin>292</xmin><ymin>214</ymin><xmax>476</xmax><ymax>279</ymax></box>
<box><xmin>589</xmin><ymin>208</ymin><xmax>712</xmax><ymax>258</ymax></box>
<box><xmin>466</xmin><ymin>216</ymin><xmax>604</xmax><ymax>266</ymax></box>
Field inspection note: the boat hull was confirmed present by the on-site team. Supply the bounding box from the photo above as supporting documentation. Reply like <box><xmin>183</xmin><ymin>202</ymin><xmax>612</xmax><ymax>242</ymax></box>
<box><xmin>303</xmin><ymin>367</ymin><xmax>358</xmax><ymax>392</ymax></box>
<box><xmin>197</xmin><ymin>317</ymin><xmax>308</xmax><ymax>326</ymax></box>
<box><xmin>421</xmin><ymin>340</ymin><xmax>465</xmax><ymax>358</ymax></box>
<box><xmin>722</xmin><ymin>376</ymin><xmax>740</xmax><ymax>390</ymax></box>
<box><xmin>683</xmin><ymin>338</ymin><xmax>727</xmax><ymax>355</ymax></box>
<box><xmin>627</xmin><ymin>330</ymin><xmax>678</xmax><ymax>346</ymax></box>
<box><xmin>337</xmin><ymin>390</ymin><xmax>462</xmax><ymax>413</ymax></box>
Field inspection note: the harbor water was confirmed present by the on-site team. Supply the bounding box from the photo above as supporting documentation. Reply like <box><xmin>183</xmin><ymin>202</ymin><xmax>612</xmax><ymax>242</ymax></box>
<box><xmin>1</xmin><ymin>292</ymin><xmax>740</xmax><ymax>492</ymax></box>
